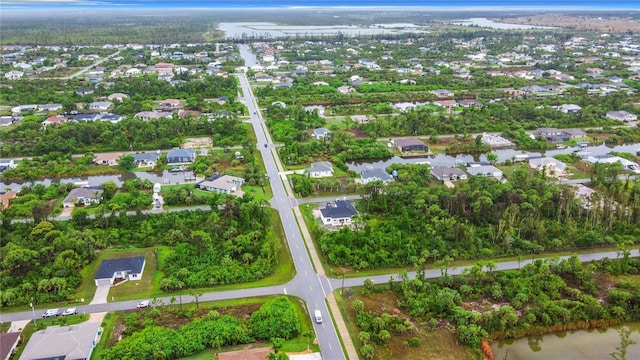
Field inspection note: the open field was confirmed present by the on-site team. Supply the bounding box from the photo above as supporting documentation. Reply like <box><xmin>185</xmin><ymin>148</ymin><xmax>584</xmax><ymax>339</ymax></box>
<box><xmin>498</xmin><ymin>13</ymin><xmax>640</xmax><ymax>33</ymax></box>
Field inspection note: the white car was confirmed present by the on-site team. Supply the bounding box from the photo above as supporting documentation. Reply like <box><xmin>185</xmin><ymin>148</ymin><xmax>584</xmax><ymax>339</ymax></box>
<box><xmin>136</xmin><ymin>300</ymin><xmax>151</xmax><ymax>308</ymax></box>
<box><xmin>42</xmin><ymin>309</ymin><xmax>60</xmax><ymax>318</ymax></box>
<box><xmin>62</xmin><ymin>307</ymin><xmax>77</xmax><ymax>316</ymax></box>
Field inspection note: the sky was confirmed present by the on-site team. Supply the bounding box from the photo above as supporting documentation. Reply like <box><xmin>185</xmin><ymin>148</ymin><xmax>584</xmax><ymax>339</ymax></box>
<box><xmin>1</xmin><ymin>0</ymin><xmax>638</xmax><ymax>10</ymax></box>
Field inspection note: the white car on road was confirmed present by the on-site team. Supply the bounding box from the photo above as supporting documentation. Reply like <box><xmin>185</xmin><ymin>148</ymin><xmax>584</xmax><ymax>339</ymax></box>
<box><xmin>62</xmin><ymin>307</ymin><xmax>77</xmax><ymax>316</ymax></box>
<box><xmin>136</xmin><ymin>300</ymin><xmax>151</xmax><ymax>308</ymax></box>
<box><xmin>42</xmin><ymin>309</ymin><xmax>60</xmax><ymax>318</ymax></box>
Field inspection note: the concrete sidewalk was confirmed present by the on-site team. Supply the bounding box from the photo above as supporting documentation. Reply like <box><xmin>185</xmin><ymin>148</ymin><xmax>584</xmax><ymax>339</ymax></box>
<box><xmin>326</xmin><ymin>292</ymin><xmax>359</xmax><ymax>360</ymax></box>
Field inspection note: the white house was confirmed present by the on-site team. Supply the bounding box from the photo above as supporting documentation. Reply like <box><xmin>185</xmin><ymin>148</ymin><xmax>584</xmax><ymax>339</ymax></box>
<box><xmin>606</xmin><ymin>110</ymin><xmax>637</xmax><ymax>122</ymax></box>
<box><xmin>4</xmin><ymin>70</ymin><xmax>24</xmax><ymax>80</ymax></box>
<box><xmin>306</xmin><ymin>161</ymin><xmax>333</xmax><ymax>178</ymax></box>
<box><xmin>319</xmin><ymin>200</ymin><xmax>358</xmax><ymax>226</ymax></box>
<box><xmin>94</xmin><ymin>256</ymin><xmax>146</xmax><ymax>286</ymax></box>
<box><xmin>528</xmin><ymin>157</ymin><xmax>568</xmax><ymax>176</ymax></box>
<box><xmin>360</xmin><ymin>168</ymin><xmax>394</xmax><ymax>184</ymax></box>
<box><xmin>62</xmin><ymin>187</ymin><xmax>103</xmax><ymax>208</ymax></box>
<box><xmin>20</xmin><ymin>322</ymin><xmax>100</xmax><ymax>360</ymax></box>
<box><xmin>466</xmin><ymin>165</ymin><xmax>503</xmax><ymax>179</ymax></box>
<box><xmin>196</xmin><ymin>175</ymin><xmax>245</xmax><ymax>195</ymax></box>
<box><xmin>89</xmin><ymin>101</ymin><xmax>113</xmax><ymax>111</ymax></box>
<box><xmin>431</xmin><ymin>167</ymin><xmax>468</xmax><ymax>181</ymax></box>
<box><xmin>312</xmin><ymin>127</ymin><xmax>331</xmax><ymax>140</ymax></box>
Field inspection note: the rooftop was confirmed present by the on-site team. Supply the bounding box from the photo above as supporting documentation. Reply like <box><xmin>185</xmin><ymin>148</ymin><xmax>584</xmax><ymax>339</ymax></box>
<box><xmin>95</xmin><ymin>256</ymin><xmax>145</xmax><ymax>280</ymax></box>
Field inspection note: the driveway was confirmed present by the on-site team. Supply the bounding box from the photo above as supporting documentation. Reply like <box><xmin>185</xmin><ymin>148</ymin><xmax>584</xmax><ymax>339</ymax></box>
<box><xmin>89</xmin><ymin>283</ymin><xmax>110</xmax><ymax>305</ymax></box>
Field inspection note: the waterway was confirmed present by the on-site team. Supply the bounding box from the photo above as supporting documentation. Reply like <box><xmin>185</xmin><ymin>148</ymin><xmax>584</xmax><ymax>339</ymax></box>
<box><xmin>347</xmin><ymin>142</ymin><xmax>640</xmax><ymax>172</ymax></box>
<box><xmin>218</xmin><ymin>22</ymin><xmax>429</xmax><ymax>39</ymax></box>
<box><xmin>450</xmin><ymin>17</ymin><xmax>556</xmax><ymax>30</ymax></box>
<box><xmin>492</xmin><ymin>322</ymin><xmax>640</xmax><ymax>360</ymax></box>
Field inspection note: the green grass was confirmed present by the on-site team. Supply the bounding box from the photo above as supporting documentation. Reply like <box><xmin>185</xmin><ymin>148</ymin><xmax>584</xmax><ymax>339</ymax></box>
<box><xmin>91</xmin><ymin>312</ymin><xmax>116</xmax><ymax>360</ymax></box>
<box><xmin>242</xmin><ymin>184</ymin><xmax>272</xmax><ymax>202</ymax></box>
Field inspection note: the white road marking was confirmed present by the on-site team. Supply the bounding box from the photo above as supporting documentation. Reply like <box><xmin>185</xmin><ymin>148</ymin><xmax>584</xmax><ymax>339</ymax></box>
<box><xmin>328</xmin><ymin>342</ymin><xmax>332</xmax><ymax>349</ymax></box>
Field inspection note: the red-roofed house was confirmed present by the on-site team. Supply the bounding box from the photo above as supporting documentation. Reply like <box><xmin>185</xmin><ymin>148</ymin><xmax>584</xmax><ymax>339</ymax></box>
<box><xmin>0</xmin><ymin>191</ymin><xmax>17</xmax><ymax>211</ymax></box>
<box><xmin>154</xmin><ymin>62</ymin><xmax>175</xmax><ymax>69</ymax></box>
<box><xmin>42</xmin><ymin>116</ymin><xmax>66</xmax><ymax>126</ymax></box>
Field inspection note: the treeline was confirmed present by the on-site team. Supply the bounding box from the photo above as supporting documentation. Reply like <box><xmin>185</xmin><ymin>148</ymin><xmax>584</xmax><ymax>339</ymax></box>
<box><xmin>0</xmin><ymin>115</ymin><xmax>248</xmax><ymax>157</ymax></box>
<box><xmin>0</xmin><ymin>196</ymin><xmax>280</xmax><ymax>307</ymax></box>
<box><xmin>102</xmin><ymin>296</ymin><xmax>300</xmax><ymax>359</ymax></box>
<box><xmin>316</xmin><ymin>165</ymin><xmax>640</xmax><ymax>270</ymax></box>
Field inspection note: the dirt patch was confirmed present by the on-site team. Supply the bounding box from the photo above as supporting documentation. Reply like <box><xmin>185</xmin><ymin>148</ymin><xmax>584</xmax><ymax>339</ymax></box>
<box><xmin>217</xmin><ymin>346</ymin><xmax>272</xmax><ymax>360</ymax></box>
<box><xmin>183</xmin><ymin>137</ymin><xmax>213</xmax><ymax>149</ymax></box>
<box><xmin>497</xmin><ymin>14</ymin><xmax>640</xmax><ymax>33</ymax></box>
<box><xmin>345</xmin><ymin>128</ymin><xmax>368</xmax><ymax>138</ymax></box>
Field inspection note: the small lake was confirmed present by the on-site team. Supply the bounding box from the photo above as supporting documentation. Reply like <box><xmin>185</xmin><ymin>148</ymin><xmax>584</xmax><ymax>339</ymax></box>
<box><xmin>347</xmin><ymin>142</ymin><xmax>640</xmax><ymax>172</ymax></box>
<box><xmin>450</xmin><ymin>17</ymin><xmax>556</xmax><ymax>30</ymax></box>
<box><xmin>492</xmin><ymin>323</ymin><xmax>640</xmax><ymax>360</ymax></box>
<box><xmin>218</xmin><ymin>22</ymin><xmax>429</xmax><ymax>39</ymax></box>
<box><xmin>0</xmin><ymin>170</ymin><xmax>197</xmax><ymax>192</ymax></box>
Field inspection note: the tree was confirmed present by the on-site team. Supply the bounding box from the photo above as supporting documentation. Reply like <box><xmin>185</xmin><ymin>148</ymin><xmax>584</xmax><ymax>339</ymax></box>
<box><xmin>118</xmin><ymin>154</ymin><xmax>136</xmax><ymax>171</ymax></box>
<box><xmin>249</xmin><ymin>297</ymin><xmax>300</xmax><ymax>340</ymax></box>
<box><xmin>486</xmin><ymin>152</ymin><xmax>498</xmax><ymax>164</ymax></box>
<box><xmin>303</xmin><ymin>330</ymin><xmax>315</xmax><ymax>350</ymax></box>
<box><xmin>610</xmin><ymin>327</ymin><xmax>637</xmax><ymax>360</ymax></box>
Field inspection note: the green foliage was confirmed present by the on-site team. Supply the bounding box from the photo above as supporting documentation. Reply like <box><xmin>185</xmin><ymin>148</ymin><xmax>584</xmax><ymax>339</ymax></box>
<box><xmin>118</xmin><ymin>154</ymin><xmax>136</xmax><ymax>171</ymax></box>
<box><xmin>249</xmin><ymin>296</ymin><xmax>301</xmax><ymax>340</ymax></box>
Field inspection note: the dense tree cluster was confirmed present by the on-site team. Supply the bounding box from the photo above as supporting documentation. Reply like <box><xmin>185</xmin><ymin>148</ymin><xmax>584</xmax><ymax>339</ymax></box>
<box><xmin>317</xmin><ymin>165</ymin><xmax>640</xmax><ymax>270</ymax></box>
<box><xmin>0</xmin><ymin>195</ymin><xmax>280</xmax><ymax>307</ymax></box>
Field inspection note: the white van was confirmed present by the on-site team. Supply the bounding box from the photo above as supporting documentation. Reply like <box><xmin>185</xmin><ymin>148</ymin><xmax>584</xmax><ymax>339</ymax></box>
<box><xmin>314</xmin><ymin>309</ymin><xmax>323</xmax><ymax>324</ymax></box>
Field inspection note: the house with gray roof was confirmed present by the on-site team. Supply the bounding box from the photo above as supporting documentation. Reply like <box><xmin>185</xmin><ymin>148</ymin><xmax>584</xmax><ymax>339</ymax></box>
<box><xmin>133</xmin><ymin>152</ymin><xmax>160</xmax><ymax>168</ymax></box>
<box><xmin>88</xmin><ymin>101</ymin><xmax>112</xmax><ymax>111</ymax></box>
<box><xmin>305</xmin><ymin>161</ymin><xmax>333</xmax><ymax>178</ymax></box>
<box><xmin>466</xmin><ymin>165</ymin><xmax>503</xmax><ymax>179</ymax></box>
<box><xmin>360</xmin><ymin>168</ymin><xmax>394</xmax><ymax>184</ymax></box>
<box><xmin>39</xmin><ymin>103</ymin><xmax>63</xmax><ymax>112</ymax></box>
<box><xmin>19</xmin><ymin>322</ymin><xmax>100</xmax><ymax>360</ymax></box>
<box><xmin>62</xmin><ymin>187</ymin><xmax>103</xmax><ymax>208</ymax></box>
<box><xmin>196</xmin><ymin>175</ymin><xmax>245</xmax><ymax>195</ymax></box>
<box><xmin>94</xmin><ymin>256</ymin><xmax>146</xmax><ymax>286</ymax></box>
<box><xmin>606</xmin><ymin>110</ymin><xmax>637</xmax><ymax>122</ymax></box>
<box><xmin>319</xmin><ymin>200</ymin><xmax>358</xmax><ymax>226</ymax></box>
<box><xmin>431</xmin><ymin>167</ymin><xmax>468</xmax><ymax>181</ymax></box>
<box><xmin>312</xmin><ymin>127</ymin><xmax>331</xmax><ymax>140</ymax></box>
<box><xmin>166</xmin><ymin>148</ymin><xmax>195</xmax><ymax>165</ymax></box>
<box><xmin>73</xmin><ymin>113</ymin><xmax>101</xmax><ymax>122</ymax></box>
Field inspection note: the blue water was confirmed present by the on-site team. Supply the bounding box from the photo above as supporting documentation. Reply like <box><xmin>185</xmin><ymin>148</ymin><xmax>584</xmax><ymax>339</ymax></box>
<box><xmin>2</xmin><ymin>0</ymin><xmax>637</xmax><ymax>10</ymax></box>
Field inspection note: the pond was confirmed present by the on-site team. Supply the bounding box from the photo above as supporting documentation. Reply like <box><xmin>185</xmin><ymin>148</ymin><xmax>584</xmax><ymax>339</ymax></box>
<box><xmin>218</xmin><ymin>22</ymin><xmax>429</xmax><ymax>39</ymax></box>
<box><xmin>492</xmin><ymin>322</ymin><xmax>640</xmax><ymax>360</ymax></box>
<box><xmin>450</xmin><ymin>17</ymin><xmax>556</xmax><ymax>30</ymax></box>
<box><xmin>347</xmin><ymin>142</ymin><xmax>640</xmax><ymax>173</ymax></box>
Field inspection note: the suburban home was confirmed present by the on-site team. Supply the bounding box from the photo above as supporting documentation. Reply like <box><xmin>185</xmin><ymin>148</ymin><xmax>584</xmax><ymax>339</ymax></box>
<box><xmin>135</xmin><ymin>111</ymin><xmax>172</xmax><ymax>121</ymax></box>
<box><xmin>360</xmin><ymin>167</ymin><xmax>394</xmax><ymax>184</ymax></box>
<box><xmin>562</xmin><ymin>128</ymin><xmax>586</xmax><ymax>139</ymax></box>
<box><xmin>4</xmin><ymin>70</ymin><xmax>24</xmax><ymax>80</ymax></box>
<box><xmin>305</xmin><ymin>161</ymin><xmax>334</xmax><ymax>178</ymax></box>
<box><xmin>521</xmin><ymin>85</ymin><xmax>549</xmax><ymax>95</ymax></box>
<box><xmin>94</xmin><ymin>256</ymin><xmax>146</xmax><ymax>286</ymax></box>
<box><xmin>100</xmin><ymin>113</ymin><xmax>125</xmax><ymax>123</ymax></box>
<box><xmin>159</xmin><ymin>98</ymin><xmax>181</xmax><ymax>109</ymax></box>
<box><xmin>196</xmin><ymin>175</ymin><xmax>245</xmax><ymax>195</ymax></box>
<box><xmin>554</xmin><ymin>104</ymin><xmax>582</xmax><ymax>113</ymax></box>
<box><xmin>606</xmin><ymin>110</ymin><xmax>638</xmax><ymax>122</ymax></box>
<box><xmin>167</xmin><ymin>148</ymin><xmax>196</xmax><ymax>165</ymax></box>
<box><xmin>466</xmin><ymin>165</ymin><xmax>503</xmax><ymax>179</ymax></box>
<box><xmin>431</xmin><ymin>167</ymin><xmax>468</xmax><ymax>181</ymax></box>
<box><xmin>348</xmin><ymin>75</ymin><xmax>363</xmax><ymax>86</ymax></box>
<box><xmin>108</xmin><ymin>93</ymin><xmax>130</xmax><ymax>102</ymax></box>
<box><xmin>39</xmin><ymin>103</ymin><xmax>63</xmax><ymax>112</ymax></box>
<box><xmin>433</xmin><ymin>99</ymin><xmax>458</xmax><ymax>111</ymax></box>
<box><xmin>319</xmin><ymin>200</ymin><xmax>358</xmax><ymax>226</ymax></box>
<box><xmin>431</xmin><ymin>89</ymin><xmax>454</xmax><ymax>98</ymax></box>
<box><xmin>133</xmin><ymin>152</ymin><xmax>160</xmax><ymax>167</ymax></box>
<box><xmin>75</xmin><ymin>88</ymin><xmax>94</xmax><ymax>95</ymax></box>
<box><xmin>481</xmin><ymin>133</ymin><xmax>514</xmax><ymax>148</ymax></box>
<box><xmin>94</xmin><ymin>152</ymin><xmax>122</xmax><ymax>166</ymax></box>
<box><xmin>535</xmin><ymin>127</ymin><xmax>567</xmax><ymax>142</ymax></box>
<box><xmin>587</xmin><ymin>154</ymin><xmax>640</xmax><ymax>173</ymax></box>
<box><xmin>0</xmin><ymin>191</ymin><xmax>17</xmax><ymax>211</ymax></box>
<box><xmin>0</xmin><ymin>159</ymin><xmax>17</xmax><ymax>172</ymax></box>
<box><xmin>393</xmin><ymin>138</ymin><xmax>428</xmax><ymax>152</ymax></box>
<box><xmin>457</xmin><ymin>99</ymin><xmax>483</xmax><ymax>108</ymax></box>
<box><xmin>529</xmin><ymin>157</ymin><xmax>568</xmax><ymax>176</ymax></box>
<box><xmin>89</xmin><ymin>101</ymin><xmax>113</xmax><ymax>111</ymax></box>
<box><xmin>351</xmin><ymin>115</ymin><xmax>371</xmax><ymax>124</ymax></box>
<box><xmin>73</xmin><ymin>113</ymin><xmax>101</xmax><ymax>122</ymax></box>
<box><xmin>11</xmin><ymin>104</ymin><xmax>38</xmax><ymax>113</ymax></box>
<box><xmin>312</xmin><ymin>127</ymin><xmax>331</xmax><ymax>140</ymax></box>
<box><xmin>42</xmin><ymin>116</ymin><xmax>66</xmax><ymax>126</ymax></box>
<box><xmin>338</xmin><ymin>86</ymin><xmax>356</xmax><ymax>94</ymax></box>
<box><xmin>0</xmin><ymin>332</ymin><xmax>20</xmax><ymax>360</ymax></box>
<box><xmin>62</xmin><ymin>187</ymin><xmax>103</xmax><ymax>208</ymax></box>
<box><xmin>19</xmin><ymin>322</ymin><xmax>100</xmax><ymax>360</ymax></box>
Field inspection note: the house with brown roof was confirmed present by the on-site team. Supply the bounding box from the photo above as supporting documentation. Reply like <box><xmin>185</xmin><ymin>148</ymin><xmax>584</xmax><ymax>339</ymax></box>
<box><xmin>159</xmin><ymin>99</ymin><xmax>181</xmax><ymax>109</ymax></box>
<box><xmin>42</xmin><ymin>116</ymin><xmax>66</xmax><ymax>126</ymax></box>
<box><xmin>94</xmin><ymin>152</ymin><xmax>123</xmax><ymax>166</ymax></box>
<box><xmin>393</xmin><ymin>138</ymin><xmax>428</xmax><ymax>152</ymax></box>
<box><xmin>0</xmin><ymin>191</ymin><xmax>17</xmax><ymax>211</ymax></box>
<box><xmin>0</xmin><ymin>332</ymin><xmax>21</xmax><ymax>360</ymax></box>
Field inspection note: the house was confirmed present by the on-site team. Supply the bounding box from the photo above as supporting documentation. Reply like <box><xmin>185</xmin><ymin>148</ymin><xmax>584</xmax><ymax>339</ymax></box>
<box><xmin>62</xmin><ymin>187</ymin><xmax>103</xmax><ymax>208</ymax></box>
<box><xmin>305</xmin><ymin>161</ymin><xmax>334</xmax><ymax>178</ymax></box>
<box><xmin>100</xmin><ymin>113</ymin><xmax>124</xmax><ymax>123</ymax></box>
<box><xmin>167</xmin><ymin>148</ymin><xmax>195</xmax><ymax>165</ymax></box>
<box><xmin>125</xmin><ymin>68</ymin><xmax>141</xmax><ymax>76</ymax></box>
<box><xmin>39</xmin><ymin>103</ymin><xmax>63</xmax><ymax>112</ymax></box>
<box><xmin>606</xmin><ymin>110</ymin><xmax>638</xmax><ymax>122</ymax></box>
<box><xmin>393</xmin><ymin>138</ymin><xmax>428</xmax><ymax>152</ymax></box>
<box><xmin>108</xmin><ymin>93</ymin><xmax>130</xmax><ymax>102</ymax></box>
<box><xmin>312</xmin><ymin>127</ymin><xmax>331</xmax><ymax>140</ymax></box>
<box><xmin>4</xmin><ymin>70</ymin><xmax>24</xmax><ymax>80</ymax></box>
<box><xmin>360</xmin><ymin>167</ymin><xmax>394</xmax><ymax>184</ymax></box>
<box><xmin>19</xmin><ymin>322</ymin><xmax>100</xmax><ymax>360</ymax></box>
<box><xmin>562</xmin><ymin>128</ymin><xmax>586</xmax><ymax>139</ymax></box>
<box><xmin>42</xmin><ymin>116</ymin><xmax>66</xmax><ymax>126</ymax></box>
<box><xmin>0</xmin><ymin>332</ymin><xmax>20</xmax><ymax>360</ymax></box>
<box><xmin>196</xmin><ymin>175</ymin><xmax>245</xmax><ymax>195</ymax></box>
<box><xmin>154</xmin><ymin>62</ymin><xmax>175</xmax><ymax>71</ymax></box>
<box><xmin>74</xmin><ymin>113</ymin><xmax>101</xmax><ymax>122</ymax></box>
<box><xmin>159</xmin><ymin>98</ymin><xmax>181</xmax><ymax>109</ymax></box>
<box><xmin>351</xmin><ymin>115</ymin><xmax>371</xmax><ymax>124</ymax></box>
<box><xmin>431</xmin><ymin>167</ymin><xmax>468</xmax><ymax>181</ymax></box>
<box><xmin>535</xmin><ymin>127</ymin><xmax>567</xmax><ymax>142</ymax></box>
<box><xmin>11</xmin><ymin>104</ymin><xmax>38</xmax><ymax>113</ymax></box>
<box><xmin>319</xmin><ymin>200</ymin><xmax>358</xmax><ymax>226</ymax></box>
<box><xmin>348</xmin><ymin>75</ymin><xmax>363</xmax><ymax>86</ymax></box>
<box><xmin>529</xmin><ymin>157</ymin><xmax>567</xmax><ymax>176</ymax></box>
<box><xmin>133</xmin><ymin>152</ymin><xmax>160</xmax><ymax>167</ymax></box>
<box><xmin>0</xmin><ymin>191</ymin><xmax>17</xmax><ymax>211</ymax></box>
<box><xmin>481</xmin><ymin>133</ymin><xmax>514</xmax><ymax>148</ymax></box>
<box><xmin>521</xmin><ymin>85</ymin><xmax>549</xmax><ymax>95</ymax></box>
<box><xmin>94</xmin><ymin>256</ymin><xmax>146</xmax><ymax>285</ymax></box>
<box><xmin>89</xmin><ymin>101</ymin><xmax>112</xmax><ymax>111</ymax></box>
<box><xmin>337</xmin><ymin>86</ymin><xmax>355</xmax><ymax>94</ymax></box>
<box><xmin>431</xmin><ymin>89</ymin><xmax>454</xmax><ymax>98</ymax></box>
<box><xmin>457</xmin><ymin>99</ymin><xmax>483</xmax><ymax>108</ymax></box>
<box><xmin>75</xmin><ymin>88</ymin><xmax>94</xmax><ymax>95</ymax></box>
<box><xmin>466</xmin><ymin>165</ymin><xmax>503</xmax><ymax>179</ymax></box>
<box><xmin>94</xmin><ymin>152</ymin><xmax>122</xmax><ymax>166</ymax></box>
<box><xmin>587</xmin><ymin>154</ymin><xmax>640</xmax><ymax>173</ymax></box>
<box><xmin>135</xmin><ymin>111</ymin><xmax>172</xmax><ymax>121</ymax></box>
<box><xmin>554</xmin><ymin>104</ymin><xmax>582</xmax><ymax>113</ymax></box>
<box><xmin>0</xmin><ymin>159</ymin><xmax>17</xmax><ymax>172</ymax></box>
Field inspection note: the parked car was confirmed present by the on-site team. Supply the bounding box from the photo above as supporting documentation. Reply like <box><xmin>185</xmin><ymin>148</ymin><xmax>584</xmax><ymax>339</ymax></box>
<box><xmin>42</xmin><ymin>309</ymin><xmax>60</xmax><ymax>318</ymax></box>
<box><xmin>62</xmin><ymin>307</ymin><xmax>77</xmax><ymax>316</ymax></box>
<box><xmin>137</xmin><ymin>300</ymin><xmax>151</xmax><ymax>308</ymax></box>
